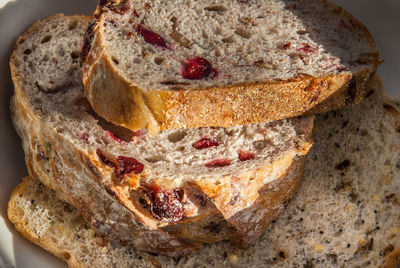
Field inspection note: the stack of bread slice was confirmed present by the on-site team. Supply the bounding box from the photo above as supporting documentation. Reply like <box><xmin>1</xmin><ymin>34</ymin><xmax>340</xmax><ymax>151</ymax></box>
<box><xmin>8</xmin><ymin>1</ymin><xmax>396</xmax><ymax>266</ymax></box>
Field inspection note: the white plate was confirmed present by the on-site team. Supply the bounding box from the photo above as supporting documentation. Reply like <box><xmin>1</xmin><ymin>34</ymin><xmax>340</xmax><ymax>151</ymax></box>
<box><xmin>0</xmin><ymin>1</ymin><xmax>399</xmax><ymax>267</ymax></box>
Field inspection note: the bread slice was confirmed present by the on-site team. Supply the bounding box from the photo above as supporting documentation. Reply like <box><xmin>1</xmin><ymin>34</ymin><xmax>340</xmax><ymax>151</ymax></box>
<box><xmin>10</xmin><ymin>14</ymin><xmax>313</xmax><ymax>255</ymax></box>
<box><xmin>8</xmin><ymin>77</ymin><xmax>400</xmax><ymax>267</ymax></box>
<box><xmin>83</xmin><ymin>0</ymin><xmax>379</xmax><ymax>135</ymax></box>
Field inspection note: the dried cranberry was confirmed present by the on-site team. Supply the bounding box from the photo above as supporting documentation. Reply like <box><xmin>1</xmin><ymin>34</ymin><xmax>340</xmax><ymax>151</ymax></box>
<box><xmin>283</xmin><ymin>42</ymin><xmax>291</xmax><ymax>49</ymax></box>
<box><xmin>238</xmin><ymin>150</ymin><xmax>255</xmax><ymax>161</ymax></box>
<box><xmin>133</xmin><ymin>129</ymin><xmax>146</xmax><ymax>137</ymax></box>
<box><xmin>181</xmin><ymin>57</ymin><xmax>218</xmax><ymax>80</ymax></box>
<box><xmin>78</xmin><ymin>132</ymin><xmax>89</xmax><ymax>144</ymax></box>
<box><xmin>96</xmin><ymin>149</ymin><xmax>115</xmax><ymax>167</ymax></box>
<box><xmin>97</xmin><ymin>150</ymin><xmax>144</xmax><ymax>177</ymax></box>
<box><xmin>336</xmin><ymin>66</ymin><xmax>348</xmax><ymax>72</ymax></box>
<box><xmin>132</xmin><ymin>10</ymin><xmax>140</xmax><ymax>17</ymax></box>
<box><xmin>80</xmin><ymin>20</ymin><xmax>96</xmax><ymax>62</ymax></box>
<box><xmin>146</xmin><ymin>186</ymin><xmax>184</xmax><ymax>223</ymax></box>
<box><xmin>116</xmin><ymin>156</ymin><xmax>144</xmax><ymax>177</ymax></box>
<box><xmin>136</xmin><ymin>24</ymin><xmax>171</xmax><ymax>49</ymax></box>
<box><xmin>106</xmin><ymin>131</ymin><xmax>122</xmax><ymax>143</ymax></box>
<box><xmin>297</xmin><ymin>43</ymin><xmax>316</xmax><ymax>54</ymax></box>
<box><xmin>192</xmin><ymin>137</ymin><xmax>220</xmax><ymax>150</ymax></box>
<box><xmin>205</xmin><ymin>158</ymin><xmax>231</xmax><ymax>168</ymax></box>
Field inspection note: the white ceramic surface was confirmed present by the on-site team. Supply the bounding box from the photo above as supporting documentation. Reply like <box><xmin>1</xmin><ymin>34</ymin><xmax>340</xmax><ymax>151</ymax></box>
<box><xmin>0</xmin><ymin>1</ymin><xmax>399</xmax><ymax>267</ymax></box>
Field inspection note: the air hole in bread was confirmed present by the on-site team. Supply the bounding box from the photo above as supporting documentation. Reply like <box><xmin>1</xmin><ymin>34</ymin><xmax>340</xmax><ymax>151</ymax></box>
<box><xmin>28</xmin><ymin>62</ymin><xmax>35</xmax><ymax>71</ymax></box>
<box><xmin>234</xmin><ymin>28</ymin><xmax>252</xmax><ymax>39</ymax></box>
<box><xmin>214</xmin><ymin>26</ymin><xmax>223</xmax><ymax>35</ymax></box>
<box><xmin>58</xmin><ymin>48</ymin><xmax>65</xmax><ymax>57</ymax></box>
<box><xmin>170</xmin><ymin>16</ymin><xmax>178</xmax><ymax>30</ymax></box>
<box><xmin>72</xmin><ymin>95</ymin><xmax>135</xmax><ymax>142</ymax></box>
<box><xmin>68</xmin><ymin>20</ymin><xmax>78</xmax><ymax>31</ymax></box>
<box><xmin>154</xmin><ymin>57</ymin><xmax>164</xmax><ymax>65</ymax></box>
<box><xmin>253</xmin><ymin>140</ymin><xmax>269</xmax><ymax>150</ymax></box>
<box><xmin>112</xmin><ymin>57</ymin><xmax>120</xmax><ymax>65</ymax></box>
<box><xmin>170</xmin><ymin>31</ymin><xmax>192</xmax><ymax>48</ymax></box>
<box><xmin>63</xmin><ymin>252</ymin><xmax>71</xmax><ymax>260</ymax></box>
<box><xmin>360</xmin><ymin>129</ymin><xmax>368</xmax><ymax>137</ymax></box>
<box><xmin>70</xmin><ymin>51</ymin><xmax>80</xmax><ymax>60</ymax></box>
<box><xmin>226</xmin><ymin>129</ymin><xmax>238</xmax><ymax>136</ymax></box>
<box><xmin>95</xmin><ymin>115</ymin><xmax>135</xmax><ymax>143</ymax></box>
<box><xmin>168</xmin><ymin>130</ymin><xmax>187</xmax><ymax>143</ymax></box>
<box><xmin>205</xmin><ymin>5</ymin><xmax>227</xmax><ymax>12</ymax></box>
<box><xmin>202</xmin><ymin>30</ymin><xmax>208</xmax><ymax>39</ymax></box>
<box><xmin>297</xmin><ymin>30</ymin><xmax>309</xmax><ymax>35</ymax></box>
<box><xmin>133</xmin><ymin>58</ymin><xmax>141</xmax><ymax>64</ymax></box>
<box><xmin>23</xmin><ymin>49</ymin><xmax>32</xmax><ymax>55</ymax></box>
<box><xmin>383</xmin><ymin>104</ymin><xmax>400</xmax><ymax>117</ymax></box>
<box><xmin>396</xmin><ymin>125</ymin><xmax>400</xmax><ymax>133</ymax></box>
<box><xmin>145</xmin><ymin>156</ymin><xmax>164</xmax><ymax>163</ymax></box>
<box><xmin>33</xmin><ymin>97</ymin><xmax>43</xmax><ymax>106</ymax></box>
<box><xmin>222</xmin><ymin>36</ymin><xmax>235</xmax><ymax>43</ymax></box>
<box><xmin>41</xmin><ymin>35</ymin><xmax>52</xmax><ymax>44</ymax></box>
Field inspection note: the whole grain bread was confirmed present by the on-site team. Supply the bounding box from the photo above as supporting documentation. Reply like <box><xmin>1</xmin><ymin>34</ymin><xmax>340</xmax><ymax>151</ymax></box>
<box><xmin>10</xmin><ymin>14</ymin><xmax>313</xmax><ymax>255</ymax></box>
<box><xmin>8</xmin><ymin>77</ymin><xmax>400</xmax><ymax>267</ymax></box>
<box><xmin>83</xmin><ymin>0</ymin><xmax>379</xmax><ymax>135</ymax></box>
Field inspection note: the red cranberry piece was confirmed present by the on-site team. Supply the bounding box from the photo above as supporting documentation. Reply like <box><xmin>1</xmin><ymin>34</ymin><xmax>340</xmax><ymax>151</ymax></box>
<box><xmin>147</xmin><ymin>186</ymin><xmax>184</xmax><ymax>223</ymax></box>
<box><xmin>336</xmin><ymin>66</ymin><xmax>348</xmax><ymax>72</ymax></box>
<box><xmin>238</xmin><ymin>150</ymin><xmax>255</xmax><ymax>161</ymax></box>
<box><xmin>283</xmin><ymin>42</ymin><xmax>291</xmax><ymax>50</ymax></box>
<box><xmin>136</xmin><ymin>24</ymin><xmax>171</xmax><ymax>49</ymax></box>
<box><xmin>106</xmin><ymin>131</ymin><xmax>122</xmax><ymax>143</ymax></box>
<box><xmin>205</xmin><ymin>158</ymin><xmax>231</xmax><ymax>168</ymax></box>
<box><xmin>96</xmin><ymin>149</ymin><xmax>115</xmax><ymax>167</ymax></box>
<box><xmin>192</xmin><ymin>137</ymin><xmax>220</xmax><ymax>150</ymax></box>
<box><xmin>96</xmin><ymin>150</ymin><xmax>144</xmax><ymax>177</ymax></box>
<box><xmin>181</xmin><ymin>57</ymin><xmax>218</xmax><ymax>80</ymax></box>
<box><xmin>133</xmin><ymin>129</ymin><xmax>147</xmax><ymax>137</ymax></box>
<box><xmin>116</xmin><ymin>156</ymin><xmax>144</xmax><ymax>177</ymax></box>
<box><xmin>78</xmin><ymin>132</ymin><xmax>89</xmax><ymax>144</ymax></box>
<box><xmin>297</xmin><ymin>43</ymin><xmax>316</xmax><ymax>54</ymax></box>
<box><xmin>80</xmin><ymin>20</ymin><xmax>96</xmax><ymax>62</ymax></box>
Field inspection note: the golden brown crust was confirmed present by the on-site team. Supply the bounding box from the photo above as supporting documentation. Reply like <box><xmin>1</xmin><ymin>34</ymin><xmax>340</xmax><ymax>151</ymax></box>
<box><xmin>381</xmin><ymin>248</ymin><xmax>400</xmax><ymax>268</ymax></box>
<box><xmin>83</xmin><ymin>0</ymin><xmax>379</xmax><ymax>135</ymax></box>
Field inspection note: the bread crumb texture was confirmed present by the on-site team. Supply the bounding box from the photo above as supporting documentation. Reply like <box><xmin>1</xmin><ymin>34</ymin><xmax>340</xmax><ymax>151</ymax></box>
<box><xmin>8</xmin><ymin>77</ymin><xmax>400</xmax><ymax>267</ymax></box>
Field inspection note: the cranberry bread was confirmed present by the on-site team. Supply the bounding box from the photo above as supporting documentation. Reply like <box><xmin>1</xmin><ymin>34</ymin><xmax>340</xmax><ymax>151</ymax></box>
<box><xmin>82</xmin><ymin>0</ymin><xmax>379</xmax><ymax>135</ymax></box>
<box><xmin>10</xmin><ymin>14</ymin><xmax>314</xmax><ymax>255</ymax></box>
<box><xmin>8</xmin><ymin>77</ymin><xmax>400</xmax><ymax>267</ymax></box>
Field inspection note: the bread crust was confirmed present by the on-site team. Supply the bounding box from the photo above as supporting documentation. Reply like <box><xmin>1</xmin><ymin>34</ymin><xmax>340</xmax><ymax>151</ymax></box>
<box><xmin>83</xmin><ymin>0</ymin><xmax>378</xmax><ymax>135</ymax></box>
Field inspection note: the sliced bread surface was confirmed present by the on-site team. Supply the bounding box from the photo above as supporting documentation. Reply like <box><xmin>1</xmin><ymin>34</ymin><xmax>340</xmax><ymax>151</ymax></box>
<box><xmin>10</xmin><ymin>14</ymin><xmax>313</xmax><ymax>255</ymax></box>
<box><xmin>83</xmin><ymin>0</ymin><xmax>379</xmax><ymax>134</ymax></box>
<box><xmin>8</xmin><ymin>77</ymin><xmax>400</xmax><ymax>267</ymax></box>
